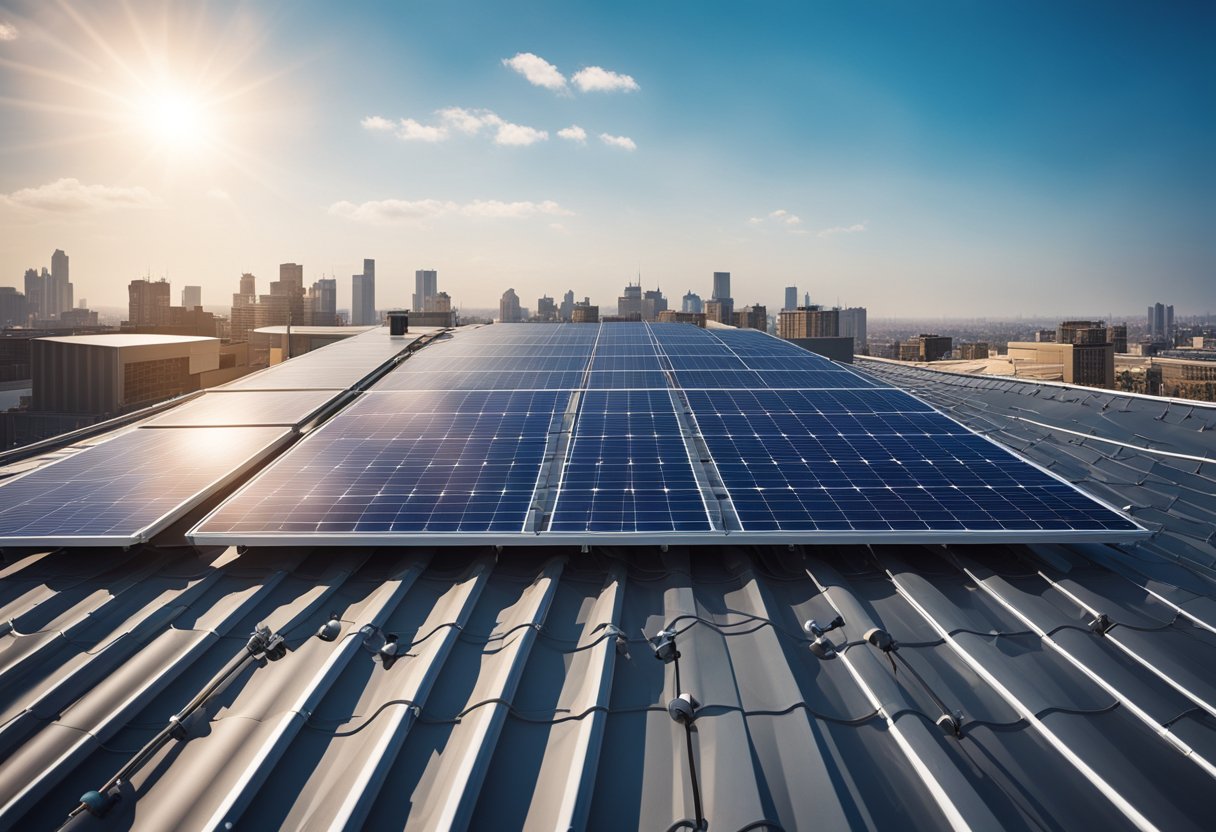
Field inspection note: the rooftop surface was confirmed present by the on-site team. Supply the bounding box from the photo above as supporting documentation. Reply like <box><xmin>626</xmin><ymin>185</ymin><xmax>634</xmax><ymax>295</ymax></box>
<box><xmin>0</xmin><ymin>329</ymin><xmax>1211</xmax><ymax>831</ymax></box>
<box><xmin>37</xmin><ymin>334</ymin><xmax>218</xmax><ymax>348</ymax></box>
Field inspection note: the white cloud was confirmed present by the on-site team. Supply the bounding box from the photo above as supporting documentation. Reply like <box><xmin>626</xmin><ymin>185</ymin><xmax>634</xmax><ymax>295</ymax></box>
<box><xmin>0</xmin><ymin>22</ymin><xmax>17</xmax><ymax>42</ymax></box>
<box><xmin>329</xmin><ymin>197</ymin><xmax>572</xmax><ymax>225</ymax></box>
<box><xmin>502</xmin><ymin>52</ymin><xmax>567</xmax><ymax>91</ymax></box>
<box><xmin>396</xmin><ymin>118</ymin><xmax>448</xmax><ymax>142</ymax></box>
<box><xmin>1</xmin><ymin>178</ymin><xmax>158</xmax><ymax>212</ymax></box>
<box><xmin>748</xmin><ymin>209</ymin><xmax>806</xmax><ymax>233</ymax></box>
<box><xmin>461</xmin><ymin>199</ymin><xmax>570</xmax><ymax>218</ymax></box>
<box><xmin>557</xmin><ymin>125</ymin><xmax>587</xmax><ymax>143</ymax></box>
<box><xmin>206</xmin><ymin>187</ymin><xmax>231</xmax><ymax>201</ymax></box>
<box><xmin>817</xmin><ymin>221</ymin><xmax>867</xmax><ymax>238</ymax></box>
<box><xmin>599</xmin><ymin>133</ymin><xmax>637</xmax><ymax>151</ymax></box>
<box><xmin>438</xmin><ymin>107</ymin><xmax>500</xmax><ymax>135</ymax></box>
<box><xmin>361</xmin><ymin>115</ymin><xmax>396</xmax><ymax>132</ymax></box>
<box><xmin>494</xmin><ymin>122</ymin><xmax>548</xmax><ymax>146</ymax></box>
<box><xmin>573</xmin><ymin>66</ymin><xmax>639</xmax><ymax>93</ymax></box>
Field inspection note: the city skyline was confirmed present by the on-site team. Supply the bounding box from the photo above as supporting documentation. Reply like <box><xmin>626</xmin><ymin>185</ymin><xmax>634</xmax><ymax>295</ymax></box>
<box><xmin>0</xmin><ymin>1</ymin><xmax>1212</xmax><ymax>316</ymax></box>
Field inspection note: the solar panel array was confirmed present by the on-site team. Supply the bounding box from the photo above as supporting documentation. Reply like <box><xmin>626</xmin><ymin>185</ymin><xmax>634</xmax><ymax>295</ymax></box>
<box><xmin>0</xmin><ymin>328</ymin><xmax>424</xmax><ymax>546</ymax></box>
<box><xmin>192</xmin><ymin>323</ymin><xmax>1144</xmax><ymax>545</ymax></box>
<box><xmin>0</xmin><ymin>426</ymin><xmax>290</xmax><ymax>545</ymax></box>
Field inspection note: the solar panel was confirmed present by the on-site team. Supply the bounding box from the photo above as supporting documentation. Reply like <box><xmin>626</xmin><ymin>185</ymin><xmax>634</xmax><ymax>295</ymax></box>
<box><xmin>550</xmin><ymin>390</ymin><xmax>712</xmax><ymax>532</ymax></box>
<box><xmin>189</xmin><ymin>322</ymin><xmax>1146</xmax><ymax>545</ymax></box>
<box><xmin>144</xmin><ymin>390</ymin><xmax>340</xmax><ymax>427</ymax></box>
<box><xmin>192</xmin><ymin>391</ymin><xmax>570</xmax><ymax>537</ymax></box>
<box><xmin>0</xmin><ymin>426</ymin><xmax>291</xmax><ymax>545</ymax></box>
<box><xmin>219</xmin><ymin>327</ymin><xmax>420</xmax><ymax>391</ymax></box>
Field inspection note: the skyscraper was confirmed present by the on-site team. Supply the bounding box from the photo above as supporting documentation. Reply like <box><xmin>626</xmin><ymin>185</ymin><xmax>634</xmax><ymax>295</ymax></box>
<box><xmin>500</xmin><ymin>289</ymin><xmax>522</xmax><ymax>323</ymax></box>
<box><xmin>838</xmin><ymin>307</ymin><xmax>868</xmax><ymax>352</ymax></box>
<box><xmin>50</xmin><ymin>249</ymin><xmax>72</xmax><ymax>317</ymax></box>
<box><xmin>181</xmin><ymin>286</ymin><xmax>202</xmax><ymax>309</ymax></box>
<box><xmin>128</xmin><ymin>278</ymin><xmax>171</xmax><ymax>326</ymax></box>
<box><xmin>784</xmin><ymin>286</ymin><xmax>797</xmax><ymax>311</ymax></box>
<box><xmin>310</xmin><ymin>278</ymin><xmax>337</xmax><ymax>326</ymax></box>
<box><xmin>413</xmin><ymin>269</ymin><xmax>438</xmax><ymax>312</ymax></box>
<box><xmin>351</xmin><ymin>259</ymin><xmax>376</xmax><ymax>325</ymax></box>
<box><xmin>23</xmin><ymin>268</ymin><xmax>42</xmax><ymax>323</ymax></box>
<box><xmin>560</xmin><ymin>290</ymin><xmax>575</xmax><ymax>322</ymax></box>
<box><xmin>711</xmin><ymin>271</ymin><xmax>734</xmax><ymax>324</ymax></box>
<box><xmin>682</xmin><ymin>290</ymin><xmax>703</xmax><ymax>313</ymax></box>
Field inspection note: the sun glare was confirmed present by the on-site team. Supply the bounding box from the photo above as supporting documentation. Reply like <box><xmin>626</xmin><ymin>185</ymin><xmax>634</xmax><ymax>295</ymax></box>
<box><xmin>136</xmin><ymin>86</ymin><xmax>210</xmax><ymax>153</ymax></box>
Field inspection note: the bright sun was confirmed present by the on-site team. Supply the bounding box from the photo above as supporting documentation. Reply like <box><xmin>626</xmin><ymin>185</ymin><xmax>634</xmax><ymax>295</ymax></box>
<box><xmin>136</xmin><ymin>85</ymin><xmax>211</xmax><ymax>153</ymax></box>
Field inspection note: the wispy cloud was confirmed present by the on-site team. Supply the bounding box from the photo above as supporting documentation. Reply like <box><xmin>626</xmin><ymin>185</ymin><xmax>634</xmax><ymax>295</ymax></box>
<box><xmin>1</xmin><ymin>178</ymin><xmax>158</xmax><ymax>212</ymax></box>
<box><xmin>748</xmin><ymin>209</ymin><xmax>804</xmax><ymax>233</ymax></box>
<box><xmin>817</xmin><ymin>221</ymin><xmax>867</xmax><ymax>238</ymax></box>
<box><xmin>599</xmin><ymin>132</ymin><xmax>637</xmax><ymax>151</ymax></box>
<box><xmin>362</xmin><ymin>108</ymin><xmax>546</xmax><ymax>146</ymax></box>
<box><xmin>360</xmin><ymin>115</ymin><xmax>396</xmax><ymax>132</ymax></box>
<box><xmin>0</xmin><ymin>22</ymin><xmax>17</xmax><ymax>42</ymax></box>
<box><xmin>502</xmin><ymin>52</ymin><xmax>567</xmax><ymax>91</ymax></box>
<box><xmin>557</xmin><ymin>125</ymin><xmax>587</xmax><ymax>143</ymax></box>
<box><xmin>573</xmin><ymin>66</ymin><xmax>639</xmax><ymax>93</ymax></box>
<box><xmin>329</xmin><ymin>197</ymin><xmax>572</xmax><ymax>225</ymax></box>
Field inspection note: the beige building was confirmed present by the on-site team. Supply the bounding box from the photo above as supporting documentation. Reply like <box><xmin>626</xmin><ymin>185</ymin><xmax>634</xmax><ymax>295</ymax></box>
<box><xmin>778</xmin><ymin>306</ymin><xmax>839</xmax><ymax>339</ymax></box>
<box><xmin>657</xmin><ymin>310</ymin><xmax>706</xmax><ymax>327</ymax></box>
<box><xmin>31</xmin><ymin>334</ymin><xmax>245</xmax><ymax>415</ymax></box>
<box><xmin>1007</xmin><ymin>340</ymin><xmax>1114</xmax><ymax>388</ymax></box>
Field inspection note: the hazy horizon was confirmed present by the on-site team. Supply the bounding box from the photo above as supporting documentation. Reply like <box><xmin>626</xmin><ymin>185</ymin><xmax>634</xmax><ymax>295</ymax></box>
<box><xmin>0</xmin><ymin>0</ymin><xmax>1211</xmax><ymax>317</ymax></box>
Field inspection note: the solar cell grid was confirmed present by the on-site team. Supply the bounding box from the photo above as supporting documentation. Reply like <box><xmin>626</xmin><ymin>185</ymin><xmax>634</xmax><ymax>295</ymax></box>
<box><xmin>550</xmin><ymin>389</ymin><xmax>711</xmax><ymax>532</ymax></box>
<box><xmin>194</xmin><ymin>390</ymin><xmax>570</xmax><ymax>535</ymax></box>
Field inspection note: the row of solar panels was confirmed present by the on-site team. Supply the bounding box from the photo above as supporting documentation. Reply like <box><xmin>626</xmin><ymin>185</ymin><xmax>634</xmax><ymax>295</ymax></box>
<box><xmin>0</xmin><ymin>327</ymin><xmax>427</xmax><ymax>546</ymax></box>
<box><xmin>186</xmin><ymin>323</ymin><xmax>1144</xmax><ymax>545</ymax></box>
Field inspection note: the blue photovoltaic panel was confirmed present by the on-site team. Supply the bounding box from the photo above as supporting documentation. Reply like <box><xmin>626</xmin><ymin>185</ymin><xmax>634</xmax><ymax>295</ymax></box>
<box><xmin>145</xmin><ymin>390</ymin><xmax>339</xmax><ymax>428</ymax></box>
<box><xmin>550</xmin><ymin>390</ymin><xmax>712</xmax><ymax>532</ymax></box>
<box><xmin>683</xmin><ymin>387</ymin><xmax>1140</xmax><ymax>533</ymax></box>
<box><xmin>0</xmin><ymin>426</ymin><xmax>290</xmax><ymax>544</ymax></box>
<box><xmin>188</xmin><ymin>322</ymin><xmax>1144</xmax><ymax>545</ymax></box>
<box><xmin>194</xmin><ymin>390</ymin><xmax>569</xmax><ymax>535</ymax></box>
<box><xmin>585</xmin><ymin>371</ymin><xmax>669</xmax><ymax>389</ymax></box>
<box><xmin>374</xmin><ymin>370</ymin><xmax>584</xmax><ymax>391</ymax></box>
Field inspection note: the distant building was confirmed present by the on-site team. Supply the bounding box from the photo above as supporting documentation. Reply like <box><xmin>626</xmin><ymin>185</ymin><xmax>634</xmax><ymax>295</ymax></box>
<box><xmin>958</xmin><ymin>342</ymin><xmax>990</xmax><ymax>360</ymax></box>
<box><xmin>311</xmin><ymin>278</ymin><xmax>337</xmax><ymax>326</ymax></box>
<box><xmin>1035</xmin><ymin>329</ymin><xmax>1056</xmax><ymax>343</ymax></box>
<box><xmin>784</xmin><ymin>287</ymin><xmax>797</xmax><ymax>311</ymax></box>
<box><xmin>1148</xmin><ymin>302</ymin><xmax>1174</xmax><ymax>344</ymax></box>
<box><xmin>657</xmin><ymin>310</ymin><xmax>706</xmax><ymax>327</ymax></box>
<box><xmin>537</xmin><ymin>295</ymin><xmax>557</xmax><ymax>322</ymax></box>
<box><xmin>734</xmin><ymin>304</ymin><xmax>767</xmax><ymax>330</ymax></box>
<box><xmin>559</xmin><ymin>290</ymin><xmax>575</xmax><ymax>322</ymax></box>
<box><xmin>414</xmin><ymin>270</ymin><xmax>438</xmax><ymax>312</ymax></box>
<box><xmin>897</xmin><ymin>334</ymin><xmax>953</xmax><ymax>362</ymax></box>
<box><xmin>24</xmin><ymin>268</ymin><xmax>43</xmax><ymax>324</ymax></box>
<box><xmin>128</xmin><ymin>278</ymin><xmax>171</xmax><ymax>327</ymax></box>
<box><xmin>59</xmin><ymin>308</ymin><xmax>99</xmax><ymax>328</ymax></box>
<box><xmin>49</xmin><ymin>249</ymin><xmax>72</xmax><ymax>318</ymax></box>
<box><xmin>351</xmin><ymin>259</ymin><xmax>376</xmax><ymax>326</ymax></box>
<box><xmin>31</xmin><ymin>334</ymin><xmax>225</xmax><ymax>415</ymax></box>
<box><xmin>1107</xmin><ymin>324</ymin><xmax>1128</xmax><ymax>354</ymax></box>
<box><xmin>181</xmin><ymin>285</ymin><xmax>202</xmax><ymax>309</ymax></box>
<box><xmin>778</xmin><ymin>306</ymin><xmax>839</xmax><ymax>339</ymax></box>
<box><xmin>1057</xmin><ymin>320</ymin><xmax>1109</xmax><ymax>345</ymax></box>
<box><xmin>711</xmin><ymin>272</ymin><xmax>734</xmax><ymax>323</ymax></box>
<box><xmin>682</xmin><ymin>290</ymin><xmax>703</xmax><ymax>313</ymax></box>
<box><xmin>0</xmin><ymin>287</ymin><xmax>27</xmax><ymax>328</ymax></box>
<box><xmin>231</xmin><ymin>272</ymin><xmax>258</xmax><ymax>342</ymax></box>
<box><xmin>704</xmin><ymin>300</ymin><xmax>729</xmax><ymax>325</ymax></box>
<box><xmin>572</xmin><ymin>300</ymin><xmax>599</xmax><ymax>323</ymax></box>
<box><xmin>1008</xmin><ymin>339</ymin><xmax>1114</xmax><ymax>388</ymax></box>
<box><xmin>500</xmin><ymin>289</ymin><xmax>522</xmax><ymax>323</ymax></box>
<box><xmin>617</xmin><ymin>284</ymin><xmax>641</xmax><ymax>318</ymax></box>
<box><xmin>838</xmin><ymin>307</ymin><xmax>867</xmax><ymax>353</ymax></box>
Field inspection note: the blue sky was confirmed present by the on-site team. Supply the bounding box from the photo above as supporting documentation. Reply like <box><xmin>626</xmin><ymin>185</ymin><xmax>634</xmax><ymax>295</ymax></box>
<box><xmin>0</xmin><ymin>0</ymin><xmax>1211</xmax><ymax>316</ymax></box>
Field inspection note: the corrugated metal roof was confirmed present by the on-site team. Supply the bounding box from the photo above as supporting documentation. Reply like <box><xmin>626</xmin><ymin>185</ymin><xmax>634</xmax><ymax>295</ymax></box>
<box><xmin>0</xmin><ymin>539</ymin><xmax>1213</xmax><ymax>830</ymax></box>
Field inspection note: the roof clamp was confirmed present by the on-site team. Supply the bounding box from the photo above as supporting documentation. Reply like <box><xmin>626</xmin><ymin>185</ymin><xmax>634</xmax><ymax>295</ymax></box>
<box><xmin>316</xmin><ymin>611</ymin><xmax>343</xmax><ymax>641</ymax></box>
<box><xmin>864</xmin><ymin>627</ymin><xmax>964</xmax><ymax>739</ymax></box>
<box><xmin>1088</xmin><ymin>612</ymin><xmax>1115</xmax><ymax>636</ymax></box>
<box><xmin>805</xmin><ymin>615</ymin><xmax>845</xmax><ymax>660</ymax></box>
<box><xmin>604</xmin><ymin>624</ymin><xmax>630</xmax><ymax>657</ymax></box>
